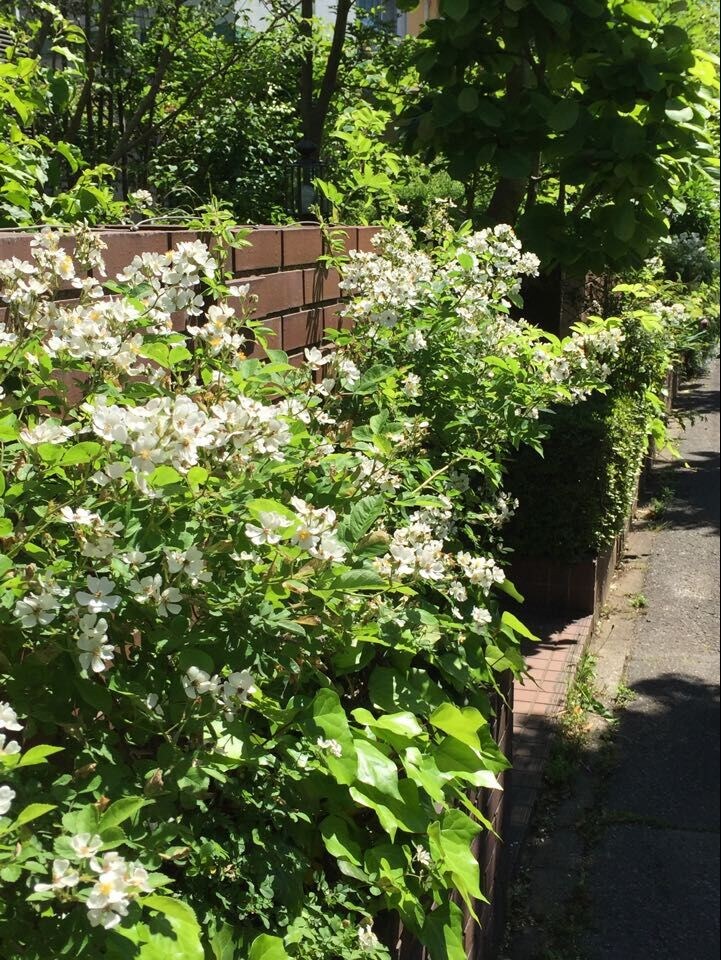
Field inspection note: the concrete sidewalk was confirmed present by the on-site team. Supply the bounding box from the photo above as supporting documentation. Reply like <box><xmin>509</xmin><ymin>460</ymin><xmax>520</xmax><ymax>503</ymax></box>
<box><xmin>581</xmin><ymin>358</ymin><xmax>720</xmax><ymax>959</ymax></box>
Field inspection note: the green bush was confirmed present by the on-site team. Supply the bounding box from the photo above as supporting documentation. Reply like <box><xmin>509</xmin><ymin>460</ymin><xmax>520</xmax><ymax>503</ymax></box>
<box><xmin>505</xmin><ymin>391</ymin><xmax>650</xmax><ymax>562</ymax></box>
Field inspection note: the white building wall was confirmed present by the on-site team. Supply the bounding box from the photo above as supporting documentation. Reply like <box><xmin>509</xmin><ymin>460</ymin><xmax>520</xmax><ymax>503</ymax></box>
<box><xmin>235</xmin><ymin>1</ymin><xmax>404</xmax><ymax>34</ymax></box>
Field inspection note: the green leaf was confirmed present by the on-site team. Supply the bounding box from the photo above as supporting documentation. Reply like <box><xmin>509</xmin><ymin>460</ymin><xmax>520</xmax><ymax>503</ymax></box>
<box><xmin>369</xmin><ymin>667</ymin><xmax>446</xmax><ymax>716</ymax></box>
<box><xmin>0</xmin><ymin>519</ymin><xmax>13</xmax><ymax>537</ymax></box>
<box><xmin>138</xmin><ymin>895</ymin><xmax>204</xmax><ymax>960</ymax></box>
<box><xmin>429</xmin><ymin>703</ymin><xmax>486</xmax><ymax>750</ymax></box>
<box><xmin>338</xmin><ymin>494</ymin><xmax>385</xmax><ymax>545</ymax></box>
<box><xmin>248</xmin><ymin>935</ymin><xmax>289</xmax><ymax>960</ymax></box>
<box><xmin>458</xmin><ymin>88</ymin><xmax>479</xmax><ymax>113</ymax></box>
<box><xmin>0</xmin><ymin>803</ymin><xmax>56</xmax><ymax>835</ymax></box>
<box><xmin>331</xmin><ymin>568</ymin><xmax>385</xmax><ymax>591</ymax></box>
<box><xmin>246</xmin><ymin>498</ymin><xmax>297</xmax><ymax>525</ymax></box>
<box><xmin>98</xmin><ymin>796</ymin><xmax>151</xmax><ymax>831</ymax></box>
<box><xmin>500</xmin><ymin>610</ymin><xmax>540</xmax><ymax>641</ymax></box>
<box><xmin>435</xmin><ymin>737</ymin><xmax>502</xmax><ymax>789</ymax></box>
<box><xmin>309</xmin><ymin>689</ymin><xmax>358</xmax><ymax>785</ymax></box>
<box><xmin>443</xmin><ymin>0</ymin><xmax>470</xmax><ymax>20</ymax></box>
<box><xmin>320</xmin><ymin>815</ymin><xmax>363</xmax><ymax>867</ymax></box>
<box><xmin>665</xmin><ymin>98</ymin><xmax>694</xmax><ymax>123</ymax></box>
<box><xmin>548</xmin><ymin>101</ymin><xmax>580</xmax><ymax>132</ymax></box>
<box><xmin>148</xmin><ymin>465</ymin><xmax>183</xmax><ymax>487</ymax></box>
<box><xmin>0</xmin><ymin>415</ymin><xmax>19</xmax><ymax>442</ymax></box>
<box><xmin>419</xmin><ymin>901</ymin><xmax>467</xmax><ymax>960</ymax></box>
<box><xmin>354</xmin><ymin>739</ymin><xmax>402</xmax><ymax>800</ymax></box>
<box><xmin>17</xmin><ymin>744</ymin><xmax>64</xmax><ymax>767</ymax></box>
<box><xmin>428</xmin><ymin>809</ymin><xmax>486</xmax><ymax>916</ymax></box>
<box><xmin>59</xmin><ymin>442</ymin><xmax>102</xmax><ymax>466</ymax></box>
<box><xmin>613</xmin><ymin>204</ymin><xmax>637</xmax><ymax>242</ymax></box>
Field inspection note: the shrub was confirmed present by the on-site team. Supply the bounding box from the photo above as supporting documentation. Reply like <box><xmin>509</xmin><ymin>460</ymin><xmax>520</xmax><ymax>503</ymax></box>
<box><xmin>505</xmin><ymin>392</ymin><xmax>650</xmax><ymax>562</ymax></box>
<box><xmin>1</xmin><ymin>221</ymin><xmax>618</xmax><ymax>958</ymax></box>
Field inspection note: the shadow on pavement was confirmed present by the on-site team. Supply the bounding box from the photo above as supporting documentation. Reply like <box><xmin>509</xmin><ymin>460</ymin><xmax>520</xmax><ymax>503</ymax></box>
<box><xmin>502</xmin><ymin>671</ymin><xmax>720</xmax><ymax>960</ymax></box>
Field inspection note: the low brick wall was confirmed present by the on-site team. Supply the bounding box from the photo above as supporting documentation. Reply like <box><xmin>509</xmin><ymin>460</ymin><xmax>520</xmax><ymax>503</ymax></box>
<box><xmin>0</xmin><ymin>223</ymin><xmax>380</xmax><ymax>359</ymax></box>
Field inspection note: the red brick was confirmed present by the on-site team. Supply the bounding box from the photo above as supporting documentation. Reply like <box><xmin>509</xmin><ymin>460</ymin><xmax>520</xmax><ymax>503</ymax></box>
<box><xmin>303</xmin><ymin>267</ymin><xmax>340</xmax><ymax>305</ymax></box>
<box><xmin>0</xmin><ymin>233</ymin><xmax>32</xmax><ymax>262</ymax></box>
<box><xmin>241</xmin><ymin>271</ymin><xmax>304</xmax><ymax>318</ymax></box>
<box><xmin>282</xmin><ymin>308</ymin><xmax>323</xmax><ymax>352</ymax></box>
<box><xmin>233</xmin><ymin>228</ymin><xmax>282</xmax><ymax>274</ymax></box>
<box><xmin>282</xmin><ymin>226</ymin><xmax>323</xmax><ymax>267</ymax></box>
<box><xmin>355</xmin><ymin>226</ymin><xmax>381</xmax><ymax>253</ymax></box>
<box><xmin>324</xmin><ymin>226</ymin><xmax>358</xmax><ymax>257</ymax></box>
<box><xmin>245</xmin><ymin>317</ymin><xmax>282</xmax><ymax>359</ymax></box>
<box><xmin>96</xmin><ymin>230</ymin><xmax>169</xmax><ymax>282</ymax></box>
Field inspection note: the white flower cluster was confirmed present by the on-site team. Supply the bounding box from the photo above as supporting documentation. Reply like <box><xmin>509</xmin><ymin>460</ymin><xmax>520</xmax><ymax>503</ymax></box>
<box><xmin>14</xmin><ymin>576</ymin><xmax>69</xmax><ymax>629</ymax></box>
<box><xmin>0</xmin><ymin>702</ymin><xmax>22</xmax><ymax>816</ymax></box>
<box><xmin>61</xmin><ymin>507</ymin><xmax>123</xmax><ymax>560</ymax></box>
<box><xmin>358</xmin><ymin>920</ymin><xmax>381</xmax><ymax>951</ymax></box>
<box><xmin>183</xmin><ymin>667</ymin><xmax>255</xmax><ymax>720</ymax></box>
<box><xmin>288</xmin><ymin>497</ymin><xmax>347</xmax><ymax>561</ymax></box>
<box><xmin>187</xmin><ymin>302</ymin><xmax>248</xmax><ymax>356</ymax></box>
<box><xmin>245</xmin><ymin>499</ymin><xmax>348</xmax><ymax>562</ymax></box>
<box><xmin>340</xmin><ymin>225</ymin><xmax>434</xmax><ymax>330</ymax></box>
<box><xmin>117</xmin><ymin>240</ymin><xmax>217</xmax><ymax>317</ymax></box>
<box><xmin>456</xmin><ymin>552</ymin><xmax>505</xmax><ymax>592</ymax></box>
<box><xmin>34</xmin><ymin>834</ymin><xmax>152</xmax><ymax>930</ymax></box>
<box><xmin>374</xmin><ymin>520</ymin><xmax>447</xmax><ymax>583</ymax></box>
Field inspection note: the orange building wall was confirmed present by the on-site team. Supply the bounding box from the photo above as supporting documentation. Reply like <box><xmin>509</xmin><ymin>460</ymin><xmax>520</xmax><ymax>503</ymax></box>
<box><xmin>406</xmin><ymin>0</ymin><xmax>439</xmax><ymax>36</ymax></box>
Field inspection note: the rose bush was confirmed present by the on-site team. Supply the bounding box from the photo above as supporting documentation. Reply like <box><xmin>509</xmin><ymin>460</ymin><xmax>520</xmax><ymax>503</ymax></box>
<box><xmin>1</xmin><ymin>223</ymin><xmax>619</xmax><ymax>959</ymax></box>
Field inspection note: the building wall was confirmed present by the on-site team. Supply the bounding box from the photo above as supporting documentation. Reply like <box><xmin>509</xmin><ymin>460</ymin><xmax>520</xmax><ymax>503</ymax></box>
<box><xmin>235</xmin><ymin>0</ymin><xmax>438</xmax><ymax>35</ymax></box>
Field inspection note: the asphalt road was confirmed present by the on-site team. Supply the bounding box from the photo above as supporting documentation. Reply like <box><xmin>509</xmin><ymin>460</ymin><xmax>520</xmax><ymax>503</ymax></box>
<box><xmin>581</xmin><ymin>358</ymin><xmax>720</xmax><ymax>960</ymax></box>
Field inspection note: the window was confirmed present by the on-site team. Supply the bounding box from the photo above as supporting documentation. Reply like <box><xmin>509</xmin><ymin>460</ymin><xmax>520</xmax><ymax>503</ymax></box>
<box><xmin>357</xmin><ymin>0</ymin><xmax>404</xmax><ymax>35</ymax></box>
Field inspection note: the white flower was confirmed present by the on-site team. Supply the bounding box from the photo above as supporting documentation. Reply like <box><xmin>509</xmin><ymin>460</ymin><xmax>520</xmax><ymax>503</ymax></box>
<box><xmin>456</xmin><ymin>553</ymin><xmax>505</xmax><ymax>591</ymax></box>
<box><xmin>245</xmin><ymin>512</ymin><xmax>290</xmax><ymax>546</ymax></box>
<box><xmin>128</xmin><ymin>189</ymin><xmax>154</xmax><ymax>207</ymax></box>
<box><xmin>405</xmin><ymin>329</ymin><xmax>427</xmax><ymax>352</ymax></box>
<box><xmin>469</xmin><ymin>606</ymin><xmax>492</xmax><ymax>633</ymax></box>
<box><xmin>20</xmin><ymin>420</ymin><xmax>74</xmax><ymax>446</ymax></box>
<box><xmin>0</xmin><ymin>734</ymin><xmax>21</xmax><ymax>756</ymax></box>
<box><xmin>0</xmin><ymin>784</ymin><xmax>15</xmax><ymax>816</ymax></box>
<box><xmin>60</xmin><ymin>507</ymin><xmax>100</xmax><ymax>526</ymax></box>
<box><xmin>164</xmin><ymin>545</ymin><xmax>211</xmax><ymax>584</ymax></box>
<box><xmin>121</xmin><ymin>549</ymin><xmax>147</xmax><ymax>567</ymax></box>
<box><xmin>358</xmin><ymin>921</ymin><xmax>381</xmax><ymax>951</ymax></box>
<box><xmin>76</xmin><ymin>575</ymin><xmax>121</xmax><ymax>614</ymax></box>
<box><xmin>77</xmin><ymin>615</ymin><xmax>114</xmax><ymax>673</ymax></box>
<box><xmin>70</xmin><ymin>833</ymin><xmax>103</xmax><ymax>858</ymax></box>
<box><xmin>183</xmin><ymin>666</ymin><xmax>220</xmax><ymax>699</ymax></box>
<box><xmin>316</xmin><ymin>737</ymin><xmax>343</xmax><ymax>758</ymax></box>
<box><xmin>129</xmin><ymin>575</ymin><xmax>182</xmax><ymax>617</ymax></box>
<box><xmin>402</xmin><ymin>372</ymin><xmax>422</xmax><ymax>398</ymax></box>
<box><xmin>448</xmin><ymin>581</ymin><xmax>468</xmax><ymax>603</ymax></box>
<box><xmin>0</xmin><ymin>702</ymin><xmax>23</xmax><ymax>732</ymax></box>
<box><xmin>219</xmin><ymin>670</ymin><xmax>255</xmax><ymax>718</ymax></box>
<box><xmin>413</xmin><ymin>844</ymin><xmax>433</xmax><ymax>869</ymax></box>
<box><xmin>145</xmin><ymin>693</ymin><xmax>164</xmax><ymax>717</ymax></box>
<box><xmin>311</xmin><ymin>533</ymin><xmax>348</xmax><ymax>562</ymax></box>
<box><xmin>337</xmin><ymin>358</ymin><xmax>361</xmax><ymax>387</ymax></box>
<box><xmin>304</xmin><ymin>346</ymin><xmax>330</xmax><ymax>370</ymax></box>
<box><xmin>34</xmin><ymin>858</ymin><xmax>81</xmax><ymax>892</ymax></box>
<box><xmin>14</xmin><ymin>590</ymin><xmax>63</xmax><ymax>629</ymax></box>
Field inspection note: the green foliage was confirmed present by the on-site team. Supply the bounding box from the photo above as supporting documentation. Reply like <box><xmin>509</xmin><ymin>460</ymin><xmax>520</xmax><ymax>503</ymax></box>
<box><xmin>505</xmin><ymin>390</ymin><xmax>650</xmax><ymax>561</ymax></box>
<box><xmin>0</xmin><ymin>4</ymin><xmax>125</xmax><ymax>226</ymax></box>
<box><xmin>0</xmin><ymin>220</ymin><xmax>619</xmax><ymax>958</ymax></box>
<box><xmin>398</xmin><ymin>0</ymin><xmax>719</xmax><ymax>274</ymax></box>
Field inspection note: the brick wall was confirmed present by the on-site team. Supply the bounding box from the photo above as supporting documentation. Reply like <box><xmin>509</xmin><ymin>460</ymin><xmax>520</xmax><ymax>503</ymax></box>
<box><xmin>0</xmin><ymin>224</ymin><xmax>380</xmax><ymax>358</ymax></box>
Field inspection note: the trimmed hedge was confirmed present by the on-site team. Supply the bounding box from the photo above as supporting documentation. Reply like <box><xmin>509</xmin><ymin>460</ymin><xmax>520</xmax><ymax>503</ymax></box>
<box><xmin>505</xmin><ymin>391</ymin><xmax>649</xmax><ymax>562</ymax></box>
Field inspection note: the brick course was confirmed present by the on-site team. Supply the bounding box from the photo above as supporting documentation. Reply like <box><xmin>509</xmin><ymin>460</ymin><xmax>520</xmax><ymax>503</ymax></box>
<box><xmin>0</xmin><ymin>224</ymin><xmax>379</xmax><ymax>360</ymax></box>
